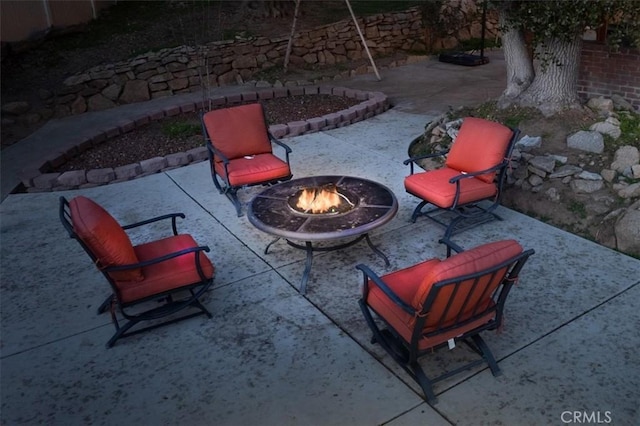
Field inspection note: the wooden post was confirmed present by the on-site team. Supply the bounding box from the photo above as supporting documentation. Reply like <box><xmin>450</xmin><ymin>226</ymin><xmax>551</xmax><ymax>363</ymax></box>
<box><xmin>283</xmin><ymin>0</ymin><xmax>301</xmax><ymax>73</ymax></box>
<box><xmin>345</xmin><ymin>0</ymin><xmax>381</xmax><ymax>81</ymax></box>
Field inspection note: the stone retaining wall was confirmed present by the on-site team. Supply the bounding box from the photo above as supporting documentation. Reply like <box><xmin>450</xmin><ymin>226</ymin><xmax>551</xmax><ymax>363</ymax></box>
<box><xmin>51</xmin><ymin>6</ymin><xmax>496</xmax><ymax>116</ymax></box>
<box><xmin>20</xmin><ymin>86</ymin><xmax>389</xmax><ymax>192</ymax></box>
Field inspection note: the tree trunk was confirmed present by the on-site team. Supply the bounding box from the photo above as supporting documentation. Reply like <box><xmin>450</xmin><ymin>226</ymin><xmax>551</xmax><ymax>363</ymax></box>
<box><xmin>516</xmin><ymin>36</ymin><xmax>583</xmax><ymax>116</ymax></box>
<box><xmin>497</xmin><ymin>10</ymin><xmax>534</xmax><ymax>109</ymax></box>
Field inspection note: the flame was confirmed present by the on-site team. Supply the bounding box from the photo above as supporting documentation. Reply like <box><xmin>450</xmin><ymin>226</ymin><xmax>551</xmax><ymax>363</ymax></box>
<box><xmin>296</xmin><ymin>185</ymin><xmax>342</xmax><ymax>214</ymax></box>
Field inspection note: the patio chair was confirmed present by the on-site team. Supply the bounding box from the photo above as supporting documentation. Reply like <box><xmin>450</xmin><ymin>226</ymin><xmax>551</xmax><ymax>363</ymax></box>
<box><xmin>357</xmin><ymin>239</ymin><xmax>534</xmax><ymax>403</ymax></box>
<box><xmin>201</xmin><ymin>103</ymin><xmax>293</xmax><ymax>216</ymax></box>
<box><xmin>404</xmin><ymin>117</ymin><xmax>519</xmax><ymax>239</ymax></box>
<box><xmin>59</xmin><ymin>196</ymin><xmax>215</xmax><ymax>348</ymax></box>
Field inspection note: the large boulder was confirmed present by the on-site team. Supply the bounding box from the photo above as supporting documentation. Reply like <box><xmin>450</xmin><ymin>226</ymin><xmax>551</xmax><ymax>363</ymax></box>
<box><xmin>567</xmin><ymin>131</ymin><xmax>604</xmax><ymax>154</ymax></box>
<box><xmin>615</xmin><ymin>200</ymin><xmax>640</xmax><ymax>256</ymax></box>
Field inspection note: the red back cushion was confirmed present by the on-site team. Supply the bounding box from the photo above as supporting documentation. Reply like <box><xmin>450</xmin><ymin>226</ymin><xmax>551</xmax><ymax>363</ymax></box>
<box><xmin>70</xmin><ymin>196</ymin><xmax>143</xmax><ymax>282</ymax></box>
<box><xmin>202</xmin><ymin>103</ymin><xmax>273</xmax><ymax>161</ymax></box>
<box><xmin>445</xmin><ymin>117</ymin><xmax>514</xmax><ymax>183</ymax></box>
<box><xmin>412</xmin><ymin>240</ymin><xmax>523</xmax><ymax>328</ymax></box>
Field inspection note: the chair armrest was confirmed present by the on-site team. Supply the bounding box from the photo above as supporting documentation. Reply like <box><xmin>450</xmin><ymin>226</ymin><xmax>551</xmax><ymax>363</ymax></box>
<box><xmin>356</xmin><ymin>264</ymin><xmax>415</xmax><ymax>316</ymax></box>
<box><xmin>104</xmin><ymin>245</ymin><xmax>211</xmax><ymax>272</ymax></box>
<box><xmin>403</xmin><ymin>150</ymin><xmax>448</xmax><ymax>175</ymax></box>
<box><xmin>205</xmin><ymin>142</ymin><xmax>230</xmax><ymax>164</ymax></box>
<box><xmin>269</xmin><ymin>133</ymin><xmax>292</xmax><ymax>154</ymax></box>
<box><xmin>269</xmin><ymin>133</ymin><xmax>292</xmax><ymax>166</ymax></box>
<box><xmin>448</xmin><ymin>160</ymin><xmax>507</xmax><ymax>183</ymax></box>
<box><xmin>122</xmin><ymin>213</ymin><xmax>186</xmax><ymax>236</ymax></box>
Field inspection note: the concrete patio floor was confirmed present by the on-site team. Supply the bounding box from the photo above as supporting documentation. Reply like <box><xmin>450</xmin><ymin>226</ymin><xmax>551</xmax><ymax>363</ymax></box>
<box><xmin>1</xmin><ymin>53</ymin><xmax>639</xmax><ymax>425</ymax></box>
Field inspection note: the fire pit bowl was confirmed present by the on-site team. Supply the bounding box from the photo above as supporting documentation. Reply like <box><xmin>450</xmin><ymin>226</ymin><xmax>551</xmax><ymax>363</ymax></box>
<box><xmin>247</xmin><ymin>175</ymin><xmax>398</xmax><ymax>293</ymax></box>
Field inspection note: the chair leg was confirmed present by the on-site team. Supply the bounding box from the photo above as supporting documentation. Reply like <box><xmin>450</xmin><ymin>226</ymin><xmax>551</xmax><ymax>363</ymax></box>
<box><xmin>410</xmin><ymin>200</ymin><xmax>429</xmax><ymax>223</ymax></box>
<box><xmin>411</xmin><ymin>362</ymin><xmax>438</xmax><ymax>404</ymax></box>
<box><xmin>470</xmin><ymin>334</ymin><xmax>502</xmax><ymax>376</ymax></box>
<box><xmin>97</xmin><ymin>294</ymin><xmax>114</xmax><ymax>315</ymax></box>
<box><xmin>225</xmin><ymin>189</ymin><xmax>243</xmax><ymax>217</ymax></box>
<box><xmin>211</xmin><ymin>167</ymin><xmax>224</xmax><ymax>194</ymax></box>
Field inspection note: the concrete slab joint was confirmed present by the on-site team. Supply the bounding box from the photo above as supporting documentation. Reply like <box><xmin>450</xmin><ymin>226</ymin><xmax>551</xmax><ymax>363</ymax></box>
<box><xmin>17</xmin><ymin>85</ymin><xmax>388</xmax><ymax>192</ymax></box>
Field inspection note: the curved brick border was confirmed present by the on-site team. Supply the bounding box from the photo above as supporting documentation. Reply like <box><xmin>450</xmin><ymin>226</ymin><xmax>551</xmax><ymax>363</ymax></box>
<box><xmin>20</xmin><ymin>85</ymin><xmax>389</xmax><ymax>192</ymax></box>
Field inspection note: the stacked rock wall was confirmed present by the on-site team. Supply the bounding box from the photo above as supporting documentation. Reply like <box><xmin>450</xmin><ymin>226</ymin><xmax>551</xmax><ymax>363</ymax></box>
<box><xmin>55</xmin><ymin>8</ymin><xmax>426</xmax><ymax>116</ymax></box>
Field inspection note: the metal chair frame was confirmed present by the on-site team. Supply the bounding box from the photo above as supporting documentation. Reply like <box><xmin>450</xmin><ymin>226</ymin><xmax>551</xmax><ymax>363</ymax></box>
<box><xmin>200</xmin><ymin>107</ymin><xmax>293</xmax><ymax>217</ymax></box>
<box><xmin>358</xmin><ymin>240</ymin><xmax>534</xmax><ymax>403</ymax></box>
<box><xmin>404</xmin><ymin>127</ymin><xmax>520</xmax><ymax>240</ymax></box>
<box><xmin>59</xmin><ymin>196</ymin><xmax>214</xmax><ymax>348</ymax></box>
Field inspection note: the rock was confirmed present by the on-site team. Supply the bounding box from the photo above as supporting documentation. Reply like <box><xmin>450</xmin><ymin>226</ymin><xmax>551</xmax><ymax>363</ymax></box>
<box><xmin>1</xmin><ymin>101</ymin><xmax>30</xmax><ymax>115</ymax></box>
<box><xmin>567</xmin><ymin>131</ymin><xmax>604</xmax><ymax>154</ymax></box>
<box><xmin>545</xmin><ymin>187</ymin><xmax>560</xmax><ymax>202</ymax></box>
<box><xmin>576</xmin><ymin>170</ymin><xmax>602</xmax><ymax>181</ymax></box>
<box><xmin>515</xmin><ymin>135</ymin><xmax>542</xmax><ymax>152</ymax></box>
<box><xmin>87</xmin><ymin>93</ymin><xmax>116</xmax><ymax>111</ymax></box>
<box><xmin>618</xmin><ymin>182</ymin><xmax>640</xmax><ymax>198</ymax></box>
<box><xmin>606</xmin><ymin>116</ymin><xmax>621</xmax><ymax>126</ymax></box>
<box><xmin>600</xmin><ymin>169</ymin><xmax>616</xmax><ymax>182</ymax></box>
<box><xmin>570</xmin><ymin>179</ymin><xmax>604</xmax><ymax>193</ymax></box>
<box><xmin>63</xmin><ymin>73</ymin><xmax>90</xmax><ymax>86</ymax></box>
<box><xmin>587</xmin><ymin>96</ymin><xmax>614</xmax><ymax>113</ymax></box>
<box><xmin>102</xmin><ymin>84</ymin><xmax>122</xmax><ymax>101</ymax></box>
<box><xmin>611</xmin><ymin>94</ymin><xmax>635</xmax><ymax>112</ymax></box>
<box><xmin>632</xmin><ymin>164</ymin><xmax>640</xmax><ymax>179</ymax></box>
<box><xmin>549</xmin><ymin>165</ymin><xmax>582</xmax><ymax>179</ymax></box>
<box><xmin>119</xmin><ymin>80</ymin><xmax>150</xmax><ymax>103</ymax></box>
<box><xmin>529</xmin><ymin>156</ymin><xmax>557</xmax><ymax>173</ymax></box>
<box><xmin>610</xmin><ymin>146</ymin><xmax>640</xmax><ymax>172</ymax></box>
<box><xmin>528</xmin><ymin>174</ymin><xmax>543</xmax><ymax>186</ymax></box>
<box><xmin>71</xmin><ymin>96</ymin><xmax>87</xmax><ymax>114</ymax></box>
<box><xmin>615</xmin><ymin>200</ymin><xmax>640</xmax><ymax>256</ymax></box>
<box><xmin>551</xmin><ymin>155</ymin><xmax>568</xmax><ymax>164</ymax></box>
<box><xmin>589</xmin><ymin>121</ymin><xmax>621</xmax><ymax>139</ymax></box>
<box><xmin>596</xmin><ymin>208</ymin><xmax>625</xmax><ymax>249</ymax></box>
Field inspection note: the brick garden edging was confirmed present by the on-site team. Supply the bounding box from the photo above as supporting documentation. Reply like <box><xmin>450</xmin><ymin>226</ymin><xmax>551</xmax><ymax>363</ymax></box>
<box><xmin>20</xmin><ymin>85</ymin><xmax>389</xmax><ymax>192</ymax></box>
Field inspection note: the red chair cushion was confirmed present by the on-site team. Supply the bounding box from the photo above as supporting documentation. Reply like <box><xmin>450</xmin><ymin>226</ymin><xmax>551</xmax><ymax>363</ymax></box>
<box><xmin>70</xmin><ymin>196</ymin><xmax>143</xmax><ymax>282</ymax></box>
<box><xmin>404</xmin><ymin>166</ymin><xmax>498</xmax><ymax>208</ymax></box>
<box><xmin>445</xmin><ymin>117</ymin><xmax>514</xmax><ymax>184</ymax></box>
<box><xmin>366</xmin><ymin>240</ymin><xmax>523</xmax><ymax>351</ymax></box>
<box><xmin>202</xmin><ymin>104</ymin><xmax>273</xmax><ymax>161</ymax></box>
<box><xmin>214</xmin><ymin>153</ymin><xmax>291</xmax><ymax>187</ymax></box>
<box><xmin>116</xmin><ymin>234</ymin><xmax>215</xmax><ymax>303</ymax></box>
<box><xmin>367</xmin><ymin>259</ymin><xmax>440</xmax><ymax>343</ymax></box>
<box><xmin>413</xmin><ymin>239</ymin><xmax>523</xmax><ymax>322</ymax></box>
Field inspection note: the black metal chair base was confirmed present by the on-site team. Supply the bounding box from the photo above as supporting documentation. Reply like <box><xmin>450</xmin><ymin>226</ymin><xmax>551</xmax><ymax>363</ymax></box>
<box><xmin>410</xmin><ymin>201</ymin><xmax>503</xmax><ymax>240</ymax></box>
<box><xmin>106</xmin><ymin>297</ymin><xmax>213</xmax><ymax>348</ymax></box>
<box><xmin>359</xmin><ymin>299</ymin><xmax>501</xmax><ymax>404</ymax></box>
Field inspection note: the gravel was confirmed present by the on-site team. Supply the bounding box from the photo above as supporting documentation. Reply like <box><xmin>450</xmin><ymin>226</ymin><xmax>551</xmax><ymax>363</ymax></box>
<box><xmin>54</xmin><ymin>94</ymin><xmax>360</xmax><ymax>172</ymax></box>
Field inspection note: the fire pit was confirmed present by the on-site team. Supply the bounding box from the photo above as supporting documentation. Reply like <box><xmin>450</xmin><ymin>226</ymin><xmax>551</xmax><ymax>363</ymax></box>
<box><xmin>247</xmin><ymin>175</ymin><xmax>398</xmax><ymax>294</ymax></box>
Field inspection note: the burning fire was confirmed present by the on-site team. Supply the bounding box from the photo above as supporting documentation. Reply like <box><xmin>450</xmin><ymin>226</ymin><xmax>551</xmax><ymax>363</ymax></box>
<box><xmin>296</xmin><ymin>184</ymin><xmax>345</xmax><ymax>214</ymax></box>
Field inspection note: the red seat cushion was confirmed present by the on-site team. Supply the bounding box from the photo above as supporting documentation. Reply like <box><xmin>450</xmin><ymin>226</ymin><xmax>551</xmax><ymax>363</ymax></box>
<box><xmin>70</xmin><ymin>196</ymin><xmax>143</xmax><ymax>282</ymax></box>
<box><xmin>202</xmin><ymin>104</ymin><xmax>273</xmax><ymax>161</ymax></box>
<box><xmin>366</xmin><ymin>240</ymin><xmax>523</xmax><ymax>351</ymax></box>
<box><xmin>214</xmin><ymin>153</ymin><xmax>291</xmax><ymax>187</ymax></box>
<box><xmin>115</xmin><ymin>234</ymin><xmax>215</xmax><ymax>303</ymax></box>
<box><xmin>445</xmin><ymin>117</ymin><xmax>514</xmax><ymax>184</ymax></box>
<box><xmin>404</xmin><ymin>166</ymin><xmax>498</xmax><ymax>208</ymax></box>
